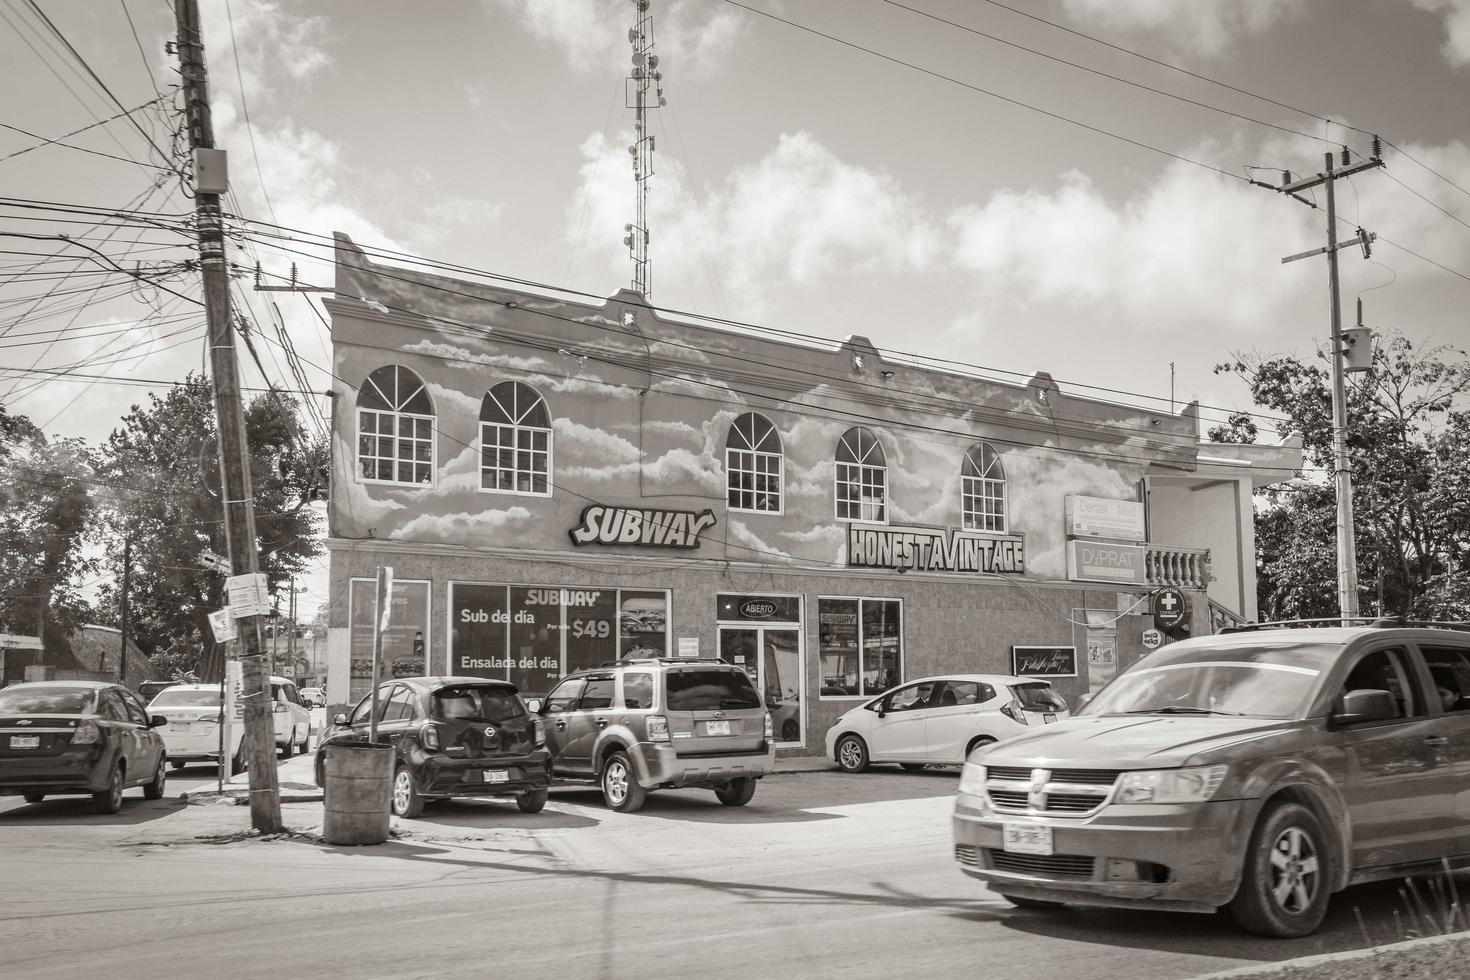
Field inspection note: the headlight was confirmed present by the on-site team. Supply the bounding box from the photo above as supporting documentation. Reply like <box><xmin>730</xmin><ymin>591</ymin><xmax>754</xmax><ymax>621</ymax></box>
<box><xmin>957</xmin><ymin>762</ymin><xmax>987</xmax><ymax>797</ymax></box>
<box><xmin>1115</xmin><ymin>764</ymin><xmax>1228</xmax><ymax>804</ymax></box>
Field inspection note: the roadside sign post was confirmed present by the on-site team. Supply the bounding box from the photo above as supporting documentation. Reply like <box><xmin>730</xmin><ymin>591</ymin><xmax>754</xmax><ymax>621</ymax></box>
<box><xmin>369</xmin><ymin>565</ymin><xmax>393</xmax><ymax>744</ymax></box>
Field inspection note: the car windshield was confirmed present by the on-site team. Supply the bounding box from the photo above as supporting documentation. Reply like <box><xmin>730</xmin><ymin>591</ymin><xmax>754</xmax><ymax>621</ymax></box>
<box><xmin>150</xmin><ymin>689</ymin><xmax>221</xmax><ymax>707</ymax></box>
<box><xmin>431</xmin><ymin>685</ymin><xmax>525</xmax><ymax>722</ymax></box>
<box><xmin>1013</xmin><ymin>683</ymin><xmax>1067</xmax><ymax>712</ymax></box>
<box><xmin>1083</xmin><ymin>642</ymin><xmax>1335</xmax><ymax>719</ymax></box>
<box><xmin>665</xmin><ymin>669</ymin><xmax>762</xmax><ymax>711</ymax></box>
<box><xmin>0</xmin><ymin>687</ymin><xmax>96</xmax><ymax>714</ymax></box>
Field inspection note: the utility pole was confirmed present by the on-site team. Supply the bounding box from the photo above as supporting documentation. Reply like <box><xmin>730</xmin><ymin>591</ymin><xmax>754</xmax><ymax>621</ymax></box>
<box><xmin>286</xmin><ymin>575</ymin><xmax>297</xmax><ymax>678</ymax></box>
<box><xmin>1256</xmin><ymin>142</ymin><xmax>1384</xmax><ymax>623</ymax></box>
<box><xmin>118</xmin><ymin>535</ymin><xmax>130</xmax><ymax>684</ymax></box>
<box><xmin>173</xmin><ymin>0</ymin><xmax>281</xmax><ymax>832</ymax></box>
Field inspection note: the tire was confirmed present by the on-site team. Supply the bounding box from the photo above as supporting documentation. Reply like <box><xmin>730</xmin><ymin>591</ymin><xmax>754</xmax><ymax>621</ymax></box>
<box><xmin>93</xmin><ymin>761</ymin><xmax>124</xmax><ymax>815</ymax></box>
<box><xmin>965</xmin><ymin>736</ymin><xmax>997</xmax><ymax>759</ymax></box>
<box><xmin>1002</xmin><ymin>894</ymin><xmax>1066</xmax><ymax>911</ymax></box>
<box><xmin>391</xmin><ymin>766</ymin><xmax>425</xmax><ymax>819</ymax></box>
<box><xmin>22</xmin><ymin>793</ymin><xmax>44</xmax><ymax>804</ymax></box>
<box><xmin>715</xmin><ymin>777</ymin><xmax>757</xmax><ymax>807</ymax></box>
<box><xmin>232</xmin><ymin>744</ymin><xmax>248</xmax><ymax>774</ymax></box>
<box><xmin>298</xmin><ymin>728</ymin><xmax>310</xmax><ymax>754</ymax></box>
<box><xmin>170</xmin><ymin>760</ymin><xmax>187</xmax><ymax>771</ymax></box>
<box><xmin>835</xmin><ymin>734</ymin><xmax>869</xmax><ymax>773</ymax></box>
<box><xmin>900</xmin><ymin>763</ymin><xmax>927</xmax><ymax>773</ymax></box>
<box><xmin>516</xmin><ymin>788</ymin><xmax>549</xmax><ymax>814</ymax></box>
<box><xmin>1228</xmin><ymin>801</ymin><xmax>1332</xmax><ymax>938</ymax></box>
<box><xmin>600</xmin><ymin>751</ymin><xmax>647</xmax><ymax>813</ymax></box>
<box><xmin>143</xmin><ymin>756</ymin><xmax>167</xmax><ymax>800</ymax></box>
<box><xmin>781</xmin><ymin>719</ymin><xmax>801</xmax><ymax>742</ymax></box>
<box><xmin>279</xmin><ymin>731</ymin><xmax>295</xmax><ymax>760</ymax></box>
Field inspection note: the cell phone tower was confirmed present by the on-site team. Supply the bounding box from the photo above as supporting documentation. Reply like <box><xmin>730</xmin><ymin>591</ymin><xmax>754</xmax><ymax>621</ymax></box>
<box><xmin>624</xmin><ymin>0</ymin><xmax>666</xmax><ymax>298</ymax></box>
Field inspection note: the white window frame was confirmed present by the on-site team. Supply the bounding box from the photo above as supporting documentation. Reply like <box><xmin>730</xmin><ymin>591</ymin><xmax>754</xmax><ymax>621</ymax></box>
<box><xmin>726</xmin><ymin>413</ymin><xmax>784</xmax><ymax>516</ymax></box>
<box><xmin>356</xmin><ymin>367</ymin><xmax>436</xmax><ymax>488</ymax></box>
<box><xmin>816</xmin><ymin>595</ymin><xmax>905</xmax><ymax>701</ymax></box>
<box><xmin>478</xmin><ymin>383</ymin><xmax>554</xmax><ymax>498</ymax></box>
<box><xmin>834</xmin><ymin>427</ymin><xmax>888</xmax><ymax>524</ymax></box>
<box><xmin>962</xmin><ymin>442</ymin><xmax>1008</xmax><ymax>534</ymax></box>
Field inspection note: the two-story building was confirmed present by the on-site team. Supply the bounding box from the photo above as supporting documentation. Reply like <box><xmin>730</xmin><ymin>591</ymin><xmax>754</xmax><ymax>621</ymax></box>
<box><xmin>322</xmin><ymin>233</ymin><xmax>1300</xmax><ymax>753</ymax></box>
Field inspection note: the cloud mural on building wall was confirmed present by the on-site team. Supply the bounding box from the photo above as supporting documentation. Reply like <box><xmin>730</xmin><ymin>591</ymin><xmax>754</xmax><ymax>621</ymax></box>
<box><xmin>397</xmin><ymin>506</ymin><xmax>534</xmax><ymax>540</ymax></box>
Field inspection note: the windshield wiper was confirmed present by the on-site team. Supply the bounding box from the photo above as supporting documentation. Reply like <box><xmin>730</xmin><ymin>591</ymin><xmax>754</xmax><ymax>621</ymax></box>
<box><xmin>1124</xmin><ymin>706</ymin><xmax>1245</xmax><ymax>716</ymax></box>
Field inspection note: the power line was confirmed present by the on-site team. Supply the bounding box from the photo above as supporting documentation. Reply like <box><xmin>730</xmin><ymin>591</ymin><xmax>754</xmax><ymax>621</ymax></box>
<box><xmin>221</xmin><ymin>0</ymin><xmax>280</xmax><ymax>229</ymax></box>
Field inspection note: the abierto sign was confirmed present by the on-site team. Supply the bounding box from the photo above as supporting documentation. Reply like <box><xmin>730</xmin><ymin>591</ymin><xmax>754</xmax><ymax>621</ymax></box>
<box><xmin>1066</xmin><ymin>495</ymin><xmax>1145</xmax><ymax>541</ymax></box>
<box><xmin>569</xmin><ymin>505</ymin><xmax>715</xmax><ymax>549</ymax></box>
<box><xmin>1066</xmin><ymin>540</ymin><xmax>1146</xmax><ymax>585</ymax></box>
<box><xmin>846</xmin><ymin>525</ymin><xmax>1025</xmax><ymax>575</ymax></box>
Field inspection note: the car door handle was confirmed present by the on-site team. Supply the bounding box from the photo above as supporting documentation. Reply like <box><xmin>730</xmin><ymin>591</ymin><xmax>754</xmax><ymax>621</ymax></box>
<box><xmin>595</xmin><ymin>719</ymin><xmax>608</xmax><ymax>728</ymax></box>
<box><xmin>555</xmin><ymin>721</ymin><xmax>567</xmax><ymax>731</ymax></box>
<box><xmin>1425</xmin><ymin>736</ymin><xmax>1450</xmax><ymax>747</ymax></box>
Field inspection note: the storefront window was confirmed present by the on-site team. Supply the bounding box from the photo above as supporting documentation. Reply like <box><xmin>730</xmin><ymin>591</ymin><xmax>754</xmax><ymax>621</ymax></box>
<box><xmin>449</xmin><ymin>584</ymin><xmax>670</xmax><ymax>696</ymax></box>
<box><xmin>348</xmin><ymin>578</ymin><xmax>431</xmax><ymax>704</ymax></box>
<box><xmin>819</xmin><ymin>597</ymin><xmax>902</xmax><ymax>697</ymax></box>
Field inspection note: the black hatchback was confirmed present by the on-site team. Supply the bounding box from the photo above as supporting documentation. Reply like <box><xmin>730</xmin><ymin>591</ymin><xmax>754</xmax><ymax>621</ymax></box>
<box><xmin>316</xmin><ymin>676</ymin><xmax>551</xmax><ymax>818</ymax></box>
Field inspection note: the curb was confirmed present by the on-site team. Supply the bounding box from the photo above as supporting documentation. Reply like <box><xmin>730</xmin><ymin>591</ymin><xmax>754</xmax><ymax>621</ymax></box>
<box><xmin>1190</xmin><ymin>930</ymin><xmax>1470</xmax><ymax>979</ymax></box>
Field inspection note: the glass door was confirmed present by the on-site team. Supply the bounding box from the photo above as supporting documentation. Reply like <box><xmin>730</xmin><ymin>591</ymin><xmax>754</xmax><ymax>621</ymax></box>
<box><xmin>719</xmin><ymin>626</ymin><xmax>805</xmax><ymax>748</ymax></box>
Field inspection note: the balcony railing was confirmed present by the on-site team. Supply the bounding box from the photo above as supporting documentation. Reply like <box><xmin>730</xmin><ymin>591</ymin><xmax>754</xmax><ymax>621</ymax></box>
<box><xmin>1208</xmin><ymin>598</ymin><xmax>1247</xmax><ymax>633</ymax></box>
<box><xmin>1145</xmin><ymin>545</ymin><xmax>1211</xmax><ymax>590</ymax></box>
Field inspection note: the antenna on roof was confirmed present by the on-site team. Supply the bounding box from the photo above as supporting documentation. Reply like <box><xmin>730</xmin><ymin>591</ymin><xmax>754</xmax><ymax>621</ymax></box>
<box><xmin>623</xmin><ymin>0</ymin><xmax>665</xmax><ymax>298</ymax></box>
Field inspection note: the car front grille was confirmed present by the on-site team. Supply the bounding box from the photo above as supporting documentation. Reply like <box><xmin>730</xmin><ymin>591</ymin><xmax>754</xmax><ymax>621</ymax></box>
<box><xmin>988</xmin><ymin>850</ymin><xmax>1096</xmax><ymax>878</ymax></box>
<box><xmin>984</xmin><ymin>767</ymin><xmax>1121</xmax><ymax>817</ymax></box>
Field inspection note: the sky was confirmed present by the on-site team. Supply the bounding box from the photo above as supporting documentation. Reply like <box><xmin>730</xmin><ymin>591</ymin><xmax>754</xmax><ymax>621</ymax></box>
<box><xmin>1</xmin><ymin>0</ymin><xmax>1468</xmax><ymax>618</ymax></box>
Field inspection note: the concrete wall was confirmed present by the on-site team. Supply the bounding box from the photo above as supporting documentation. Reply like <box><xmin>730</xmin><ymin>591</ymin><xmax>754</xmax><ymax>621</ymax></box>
<box><xmin>1149</xmin><ymin>475</ymin><xmax>1253</xmax><ymax>618</ymax></box>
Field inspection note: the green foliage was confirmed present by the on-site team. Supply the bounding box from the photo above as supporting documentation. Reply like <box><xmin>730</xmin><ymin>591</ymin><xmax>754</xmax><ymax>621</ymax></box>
<box><xmin>1216</xmin><ymin>334</ymin><xmax>1470</xmax><ymax>620</ymax></box>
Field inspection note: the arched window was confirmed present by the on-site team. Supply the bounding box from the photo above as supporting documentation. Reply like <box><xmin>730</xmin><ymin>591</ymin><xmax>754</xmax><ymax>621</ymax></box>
<box><xmin>480</xmin><ymin>381</ymin><xmax>552</xmax><ymax>495</ymax></box>
<box><xmin>834</xmin><ymin>427</ymin><xmax>887</xmax><ymax>523</ymax></box>
<box><xmin>357</xmin><ymin>365</ymin><xmax>435</xmax><ymax>485</ymax></box>
<box><xmin>726</xmin><ymin>412</ymin><xmax>782</xmax><ymax>513</ymax></box>
<box><xmin>962</xmin><ymin>442</ymin><xmax>1007</xmax><ymax>532</ymax></box>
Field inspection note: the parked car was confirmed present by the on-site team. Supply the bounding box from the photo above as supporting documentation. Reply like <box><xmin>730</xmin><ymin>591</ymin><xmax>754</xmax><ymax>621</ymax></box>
<box><xmin>826</xmin><ymin>674</ymin><xmax>1069</xmax><ymax>772</ymax></box>
<box><xmin>264</xmin><ymin>676</ymin><xmax>312</xmax><ymax>758</ymax></box>
<box><xmin>0</xmin><ymin>681</ymin><xmax>168</xmax><ymax>813</ymax></box>
<box><xmin>952</xmin><ymin>621</ymin><xmax>1470</xmax><ymax>938</ymax></box>
<box><xmin>533</xmin><ymin>657</ymin><xmax>775</xmax><ymax>812</ymax></box>
<box><xmin>316</xmin><ymin>676</ymin><xmax>551</xmax><ymax>818</ymax></box>
<box><xmin>298</xmin><ymin>687</ymin><xmax>325</xmax><ymax>709</ymax></box>
<box><xmin>147</xmin><ymin>683</ymin><xmax>245</xmax><ymax>771</ymax></box>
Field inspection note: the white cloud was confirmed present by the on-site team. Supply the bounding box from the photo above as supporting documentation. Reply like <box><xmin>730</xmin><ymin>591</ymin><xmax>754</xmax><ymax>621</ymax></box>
<box><xmin>494</xmin><ymin>0</ymin><xmax>747</xmax><ymax>77</ymax></box>
<box><xmin>396</xmin><ymin>506</ymin><xmax>533</xmax><ymax>540</ymax></box>
<box><xmin>1412</xmin><ymin>0</ymin><xmax>1470</xmax><ymax>66</ymax></box>
<box><xmin>1060</xmin><ymin>0</ymin><xmax>1299</xmax><ymax>55</ymax></box>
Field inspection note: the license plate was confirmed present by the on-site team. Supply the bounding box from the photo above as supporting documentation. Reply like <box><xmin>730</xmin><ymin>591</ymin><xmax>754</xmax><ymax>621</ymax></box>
<box><xmin>171</xmin><ymin>722</ymin><xmax>191</xmax><ymax>730</ymax></box>
<box><xmin>1043</xmin><ymin>713</ymin><xmax>1057</xmax><ymax>724</ymax></box>
<box><xmin>10</xmin><ymin>735</ymin><xmax>40</xmax><ymax>750</ymax></box>
<box><xmin>704</xmin><ymin>720</ymin><xmax>731</xmax><ymax>736</ymax></box>
<box><xmin>483</xmin><ymin>769</ymin><xmax>509</xmax><ymax>783</ymax></box>
<box><xmin>1003</xmin><ymin>823</ymin><xmax>1053</xmax><ymax>856</ymax></box>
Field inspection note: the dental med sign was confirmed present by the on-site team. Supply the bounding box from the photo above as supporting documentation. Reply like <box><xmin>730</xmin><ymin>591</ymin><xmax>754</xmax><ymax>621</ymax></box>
<box><xmin>1065</xmin><ymin>495</ymin><xmax>1146</xmax><ymax>541</ymax></box>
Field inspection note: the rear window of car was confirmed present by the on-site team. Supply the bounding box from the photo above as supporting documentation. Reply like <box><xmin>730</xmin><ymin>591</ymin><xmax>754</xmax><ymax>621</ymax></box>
<box><xmin>664</xmin><ymin>669</ymin><xmax>762</xmax><ymax>711</ymax></box>
<box><xmin>431</xmin><ymin>686</ymin><xmax>526</xmax><ymax>722</ymax></box>
<box><xmin>1013</xmin><ymin>683</ymin><xmax>1067</xmax><ymax>712</ymax></box>
<box><xmin>150</xmin><ymin>689</ymin><xmax>222</xmax><ymax>707</ymax></box>
<box><xmin>0</xmin><ymin>688</ymin><xmax>96</xmax><ymax>714</ymax></box>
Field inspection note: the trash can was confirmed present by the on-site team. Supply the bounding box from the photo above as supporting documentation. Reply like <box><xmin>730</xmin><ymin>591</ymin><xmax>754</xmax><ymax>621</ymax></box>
<box><xmin>322</xmin><ymin>741</ymin><xmax>394</xmax><ymax>845</ymax></box>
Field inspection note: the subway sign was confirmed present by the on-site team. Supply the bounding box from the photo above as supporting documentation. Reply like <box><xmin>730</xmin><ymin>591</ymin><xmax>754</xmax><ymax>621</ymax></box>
<box><xmin>846</xmin><ymin>525</ymin><xmax>1025</xmax><ymax>575</ymax></box>
<box><xmin>569</xmin><ymin>505</ymin><xmax>716</xmax><ymax>549</ymax></box>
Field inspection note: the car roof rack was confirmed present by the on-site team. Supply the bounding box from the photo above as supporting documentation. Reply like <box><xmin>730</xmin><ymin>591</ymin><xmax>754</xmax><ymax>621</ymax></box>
<box><xmin>1219</xmin><ymin>617</ymin><xmax>1470</xmax><ymax>634</ymax></box>
<box><xmin>593</xmin><ymin>657</ymin><xmax>731</xmax><ymax>668</ymax></box>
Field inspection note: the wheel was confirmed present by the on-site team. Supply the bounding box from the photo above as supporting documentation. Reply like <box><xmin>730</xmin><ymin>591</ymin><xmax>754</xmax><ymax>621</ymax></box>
<box><xmin>298</xmin><ymin>728</ymin><xmax>310</xmax><ymax>753</ymax></box>
<box><xmin>714</xmin><ymin>777</ymin><xmax>757</xmax><ymax>807</ymax></box>
<box><xmin>781</xmin><ymin>719</ymin><xmax>801</xmax><ymax>741</ymax></box>
<box><xmin>232</xmin><ymin>744</ymin><xmax>248</xmax><ymax>774</ymax></box>
<box><xmin>92</xmin><ymin>761</ymin><xmax>124</xmax><ymax>814</ymax></box>
<box><xmin>900</xmin><ymin>763</ymin><xmax>927</xmax><ymax>773</ymax></box>
<box><xmin>1228</xmin><ymin>802</ymin><xmax>1331</xmax><ymax>938</ymax></box>
<box><xmin>391</xmin><ymin>766</ymin><xmax>425</xmax><ymax>819</ymax></box>
<box><xmin>965</xmin><ymin>736</ymin><xmax>997</xmax><ymax>758</ymax></box>
<box><xmin>835</xmin><ymin>734</ymin><xmax>869</xmax><ymax>773</ymax></box>
<box><xmin>22</xmin><ymin>793</ymin><xmax>43</xmax><ymax>804</ymax></box>
<box><xmin>279</xmin><ymin>731</ymin><xmax>295</xmax><ymax>759</ymax></box>
<box><xmin>516</xmin><ymin>788</ymin><xmax>549</xmax><ymax>814</ymax></box>
<box><xmin>170</xmin><ymin>759</ymin><xmax>187</xmax><ymax>771</ymax></box>
<box><xmin>600</xmin><ymin>751</ymin><xmax>647</xmax><ymax>812</ymax></box>
<box><xmin>1002</xmin><ymin>894</ymin><xmax>1066</xmax><ymax>911</ymax></box>
<box><xmin>143</xmin><ymin>756</ymin><xmax>167</xmax><ymax>800</ymax></box>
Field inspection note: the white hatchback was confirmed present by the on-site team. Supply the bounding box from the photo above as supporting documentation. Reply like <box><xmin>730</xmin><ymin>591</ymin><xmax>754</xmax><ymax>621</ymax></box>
<box><xmin>824</xmin><ymin>674</ymin><xmax>1069</xmax><ymax>772</ymax></box>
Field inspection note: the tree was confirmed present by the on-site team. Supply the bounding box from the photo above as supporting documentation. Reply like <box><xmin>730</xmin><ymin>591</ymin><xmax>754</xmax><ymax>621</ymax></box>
<box><xmin>0</xmin><ymin>404</ymin><xmax>97</xmax><ymax>646</ymax></box>
<box><xmin>1215</xmin><ymin>333</ymin><xmax>1470</xmax><ymax>620</ymax></box>
<box><xmin>93</xmin><ymin>377</ymin><xmax>327</xmax><ymax>681</ymax></box>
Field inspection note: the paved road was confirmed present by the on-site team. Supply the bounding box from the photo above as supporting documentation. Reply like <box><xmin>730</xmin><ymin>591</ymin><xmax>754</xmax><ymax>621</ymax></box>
<box><xmin>0</xmin><ymin>766</ymin><xmax>1449</xmax><ymax>980</ymax></box>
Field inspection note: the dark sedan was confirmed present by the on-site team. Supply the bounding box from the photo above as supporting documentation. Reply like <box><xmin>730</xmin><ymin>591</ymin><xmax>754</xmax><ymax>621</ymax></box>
<box><xmin>316</xmin><ymin>676</ymin><xmax>551</xmax><ymax>818</ymax></box>
<box><xmin>0</xmin><ymin>681</ymin><xmax>169</xmax><ymax>813</ymax></box>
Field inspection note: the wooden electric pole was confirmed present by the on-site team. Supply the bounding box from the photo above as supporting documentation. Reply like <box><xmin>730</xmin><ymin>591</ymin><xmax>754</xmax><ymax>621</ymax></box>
<box><xmin>118</xmin><ymin>535</ymin><xmax>130</xmax><ymax>683</ymax></box>
<box><xmin>174</xmin><ymin>0</ymin><xmax>282</xmax><ymax>832</ymax></box>
<box><xmin>1257</xmin><ymin>144</ymin><xmax>1384</xmax><ymax>623</ymax></box>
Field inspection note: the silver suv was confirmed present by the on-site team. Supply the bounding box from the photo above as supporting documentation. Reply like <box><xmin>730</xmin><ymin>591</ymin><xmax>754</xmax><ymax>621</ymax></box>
<box><xmin>534</xmin><ymin>658</ymin><xmax>776</xmax><ymax>812</ymax></box>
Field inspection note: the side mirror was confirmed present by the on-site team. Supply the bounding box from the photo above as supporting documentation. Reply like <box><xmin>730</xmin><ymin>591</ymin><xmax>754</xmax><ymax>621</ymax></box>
<box><xmin>332</xmin><ymin>712</ymin><xmax>349</xmax><ymax>726</ymax></box>
<box><xmin>524</xmin><ymin>698</ymin><xmax>542</xmax><ymax>714</ymax></box>
<box><xmin>149</xmin><ymin>714</ymin><xmax>168</xmax><ymax>728</ymax></box>
<box><xmin>1333</xmin><ymin>689</ymin><xmax>1397</xmax><ymax>726</ymax></box>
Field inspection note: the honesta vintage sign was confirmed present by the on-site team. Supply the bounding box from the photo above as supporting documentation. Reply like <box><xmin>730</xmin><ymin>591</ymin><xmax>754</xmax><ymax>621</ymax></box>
<box><xmin>569</xmin><ymin>505</ymin><xmax>716</xmax><ymax>549</ymax></box>
<box><xmin>846</xmin><ymin>525</ymin><xmax>1025</xmax><ymax>575</ymax></box>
